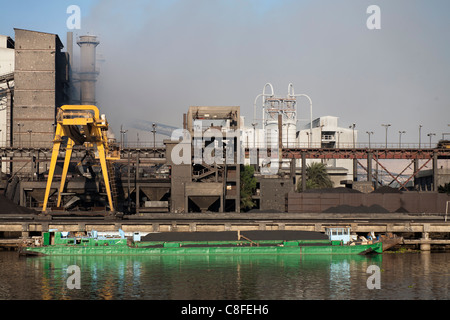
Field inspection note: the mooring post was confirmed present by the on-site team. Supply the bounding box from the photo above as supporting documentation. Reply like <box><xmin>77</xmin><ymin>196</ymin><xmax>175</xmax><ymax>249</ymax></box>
<box><xmin>420</xmin><ymin>224</ymin><xmax>431</xmax><ymax>251</ymax></box>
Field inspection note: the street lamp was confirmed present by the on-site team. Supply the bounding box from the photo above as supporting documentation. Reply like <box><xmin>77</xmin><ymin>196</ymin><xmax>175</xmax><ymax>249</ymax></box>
<box><xmin>349</xmin><ymin>123</ymin><xmax>356</xmax><ymax>148</ymax></box>
<box><xmin>120</xmin><ymin>125</ymin><xmax>128</xmax><ymax>149</ymax></box>
<box><xmin>419</xmin><ymin>125</ymin><xmax>422</xmax><ymax>148</ymax></box>
<box><xmin>27</xmin><ymin>130</ymin><xmax>32</xmax><ymax>148</ymax></box>
<box><xmin>427</xmin><ymin>133</ymin><xmax>436</xmax><ymax>148</ymax></box>
<box><xmin>398</xmin><ymin>131</ymin><xmax>406</xmax><ymax>148</ymax></box>
<box><xmin>251</xmin><ymin>122</ymin><xmax>257</xmax><ymax>148</ymax></box>
<box><xmin>152</xmin><ymin>123</ymin><xmax>157</xmax><ymax>157</ymax></box>
<box><xmin>17</xmin><ymin>123</ymin><xmax>24</xmax><ymax>147</ymax></box>
<box><xmin>366</xmin><ymin>131</ymin><xmax>374</xmax><ymax>149</ymax></box>
<box><xmin>336</xmin><ymin>131</ymin><xmax>343</xmax><ymax>148</ymax></box>
<box><xmin>381</xmin><ymin>124</ymin><xmax>391</xmax><ymax>148</ymax></box>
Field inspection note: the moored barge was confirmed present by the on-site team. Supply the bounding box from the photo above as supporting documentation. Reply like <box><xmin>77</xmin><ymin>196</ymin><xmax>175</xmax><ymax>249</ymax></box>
<box><xmin>20</xmin><ymin>228</ymin><xmax>384</xmax><ymax>256</ymax></box>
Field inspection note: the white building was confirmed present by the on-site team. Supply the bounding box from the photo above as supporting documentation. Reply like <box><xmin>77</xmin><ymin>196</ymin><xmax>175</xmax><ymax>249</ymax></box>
<box><xmin>0</xmin><ymin>34</ymin><xmax>14</xmax><ymax>149</ymax></box>
<box><xmin>299</xmin><ymin>116</ymin><xmax>357</xmax><ymax>186</ymax></box>
<box><xmin>298</xmin><ymin>116</ymin><xmax>357</xmax><ymax>149</ymax></box>
<box><xmin>242</xmin><ymin>115</ymin><xmax>358</xmax><ymax>186</ymax></box>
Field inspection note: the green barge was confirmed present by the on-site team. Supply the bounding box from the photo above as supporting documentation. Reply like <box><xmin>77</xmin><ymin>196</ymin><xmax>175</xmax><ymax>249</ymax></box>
<box><xmin>20</xmin><ymin>229</ymin><xmax>384</xmax><ymax>256</ymax></box>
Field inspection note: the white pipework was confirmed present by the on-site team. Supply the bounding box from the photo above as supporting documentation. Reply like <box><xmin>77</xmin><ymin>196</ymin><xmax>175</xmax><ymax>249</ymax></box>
<box><xmin>287</xmin><ymin>83</ymin><xmax>313</xmax><ymax>142</ymax></box>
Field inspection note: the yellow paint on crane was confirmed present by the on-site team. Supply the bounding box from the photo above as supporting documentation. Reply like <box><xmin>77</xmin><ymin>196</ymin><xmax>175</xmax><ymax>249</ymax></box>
<box><xmin>42</xmin><ymin>105</ymin><xmax>119</xmax><ymax>213</ymax></box>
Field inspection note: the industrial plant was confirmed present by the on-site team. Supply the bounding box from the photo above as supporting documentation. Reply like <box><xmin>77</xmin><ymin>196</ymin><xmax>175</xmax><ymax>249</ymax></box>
<box><xmin>1</xmin><ymin>28</ymin><xmax>450</xmax><ymax>252</ymax></box>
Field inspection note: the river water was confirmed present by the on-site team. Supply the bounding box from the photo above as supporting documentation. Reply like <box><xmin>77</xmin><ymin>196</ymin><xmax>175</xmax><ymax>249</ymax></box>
<box><xmin>0</xmin><ymin>251</ymin><xmax>449</xmax><ymax>301</ymax></box>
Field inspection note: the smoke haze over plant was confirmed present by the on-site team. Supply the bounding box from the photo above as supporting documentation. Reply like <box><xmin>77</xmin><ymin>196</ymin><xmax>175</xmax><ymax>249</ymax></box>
<box><xmin>2</xmin><ymin>0</ymin><xmax>450</xmax><ymax>145</ymax></box>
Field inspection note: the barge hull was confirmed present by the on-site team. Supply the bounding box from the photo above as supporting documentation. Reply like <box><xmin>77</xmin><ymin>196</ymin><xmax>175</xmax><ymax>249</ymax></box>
<box><xmin>23</xmin><ymin>242</ymin><xmax>382</xmax><ymax>256</ymax></box>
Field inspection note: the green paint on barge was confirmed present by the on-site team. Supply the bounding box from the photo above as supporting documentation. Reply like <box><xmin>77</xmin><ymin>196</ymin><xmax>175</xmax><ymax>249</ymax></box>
<box><xmin>21</xmin><ymin>230</ymin><xmax>383</xmax><ymax>256</ymax></box>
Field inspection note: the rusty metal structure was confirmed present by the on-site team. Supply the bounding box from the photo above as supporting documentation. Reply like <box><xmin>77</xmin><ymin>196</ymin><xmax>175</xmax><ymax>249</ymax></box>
<box><xmin>280</xmin><ymin>147</ymin><xmax>450</xmax><ymax>191</ymax></box>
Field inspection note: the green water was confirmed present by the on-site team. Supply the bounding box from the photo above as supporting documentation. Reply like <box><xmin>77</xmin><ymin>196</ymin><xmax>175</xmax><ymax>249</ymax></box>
<box><xmin>0</xmin><ymin>251</ymin><xmax>449</xmax><ymax>300</ymax></box>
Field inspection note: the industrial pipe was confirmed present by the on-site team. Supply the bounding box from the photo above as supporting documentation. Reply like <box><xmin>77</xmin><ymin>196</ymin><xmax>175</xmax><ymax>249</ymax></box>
<box><xmin>287</xmin><ymin>83</ymin><xmax>313</xmax><ymax>143</ymax></box>
<box><xmin>253</xmin><ymin>83</ymin><xmax>274</xmax><ymax>133</ymax></box>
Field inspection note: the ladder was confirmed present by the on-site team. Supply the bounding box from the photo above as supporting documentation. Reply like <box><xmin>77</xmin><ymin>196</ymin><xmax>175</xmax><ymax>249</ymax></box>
<box><xmin>106</xmin><ymin>161</ymin><xmax>119</xmax><ymax>211</ymax></box>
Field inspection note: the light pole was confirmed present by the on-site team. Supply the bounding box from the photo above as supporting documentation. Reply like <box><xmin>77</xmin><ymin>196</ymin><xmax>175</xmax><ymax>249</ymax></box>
<box><xmin>306</xmin><ymin>132</ymin><xmax>310</xmax><ymax>148</ymax></box>
<box><xmin>381</xmin><ymin>124</ymin><xmax>391</xmax><ymax>148</ymax></box>
<box><xmin>251</xmin><ymin>122</ymin><xmax>257</xmax><ymax>148</ymax></box>
<box><xmin>320</xmin><ymin>124</ymin><xmax>324</xmax><ymax>148</ymax></box>
<box><xmin>120</xmin><ymin>125</ymin><xmax>128</xmax><ymax>149</ymax></box>
<box><xmin>419</xmin><ymin>125</ymin><xmax>422</xmax><ymax>148</ymax></box>
<box><xmin>427</xmin><ymin>133</ymin><xmax>436</xmax><ymax>148</ymax></box>
<box><xmin>152</xmin><ymin>123</ymin><xmax>157</xmax><ymax>157</ymax></box>
<box><xmin>337</xmin><ymin>131</ymin><xmax>343</xmax><ymax>148</ymax></box>
<box><xmin>17</xmin><ymin>123</ymin><xmax>24</xmax><ymax>147</ymax></box>
<box><xmin>27</xmin><ymin>130</ymin><xmax>32</xmax><ymax>147</ymax></box>
<box><xmin>366</xmin><ymin>131</ymin><xmax>373</xmax><ymax>149</ymax></box>
<box><xmin>398</xmin><ymin>131</ymin><xmax>406</xmax><ymax>148</ymax></box>
<box><xmin>349</xmin><ymin>123</ymin><xmax>356</xmax><ymax>148</ymax></box>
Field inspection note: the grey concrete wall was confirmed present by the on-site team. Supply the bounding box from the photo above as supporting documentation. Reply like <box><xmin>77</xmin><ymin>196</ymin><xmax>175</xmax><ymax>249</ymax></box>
<box><xmin>260</xmin><ymin>177</ymin><xmax>295</xmax><ymax>212</ymax></box>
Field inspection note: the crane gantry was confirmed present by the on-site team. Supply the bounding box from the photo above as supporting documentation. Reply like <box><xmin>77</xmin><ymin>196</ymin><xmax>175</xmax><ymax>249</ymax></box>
<box><xmin>42</xmin><ymin>105</ymin><xmax>119</xmax><ymax>213</ymax></box>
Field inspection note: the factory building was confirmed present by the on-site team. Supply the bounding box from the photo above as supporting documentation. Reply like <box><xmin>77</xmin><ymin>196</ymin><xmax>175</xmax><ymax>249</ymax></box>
<box><xmin>0</xmin><ymin>35</ymin><xmax>15</xmax><ymax>150</ymax></box>
<box><xmin>0</xmin><ymin>29</ymin><xmax>101</xmax><ymax>177</ymax></box>
<box><xmin>166</xmin><ymin>106</ymin><xmax>241</xmax><ymax>213</ymax></box>
<box><xmin>242</xmin><ymin>99</ymin><xmax>358</xmax><ymax>187</ymax></box>
<box><xmin>0</xmin><ymin>27</ymin><xmax>448</xmax><ymax>215</ymax></box>
<box><xmin>13</xmin><ymin>28</ymin><xmax>69</xmax><ymax>150</ymax></box>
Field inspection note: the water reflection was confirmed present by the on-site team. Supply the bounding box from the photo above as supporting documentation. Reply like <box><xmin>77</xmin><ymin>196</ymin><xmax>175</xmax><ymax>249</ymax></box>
<box><xmin>4</xmin><ymin>251</ymin><xmax>450</xmax><ymax>299</ymax></box>
<box><xmin>22</xmin><ymin>254</ymin><xmax>383</xmax><ymax>300</ymax></box>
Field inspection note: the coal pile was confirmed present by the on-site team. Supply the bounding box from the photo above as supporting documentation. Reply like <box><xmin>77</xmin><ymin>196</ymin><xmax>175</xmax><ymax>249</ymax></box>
<box><xmin>141</xmin><ymin>230</ymin><xmax>329</xmax><ymax>242</ymax></box>
<box><xmin>395</xmin><ymin>206</ymin><xmax>409</xmax><ymax>213</ymax></box>
<box><xmin>242</xmin><ymin>230</ymin><xmax>329</xmax><ymax>241</ymax></box>
<box><xmin>142</xmin><ymin>231</ymin><xmax>237</xmax><ymax>242</ymax></box>
<box><xmin>323</xmin><ymin>204</ymin><xmax>390</xmax><ymax>213</ymax></box>
<box><xmin>0</xmin><ymin>194</ymin><xmax>38</xmax><ymax>215</ymax></box>
<box><xmin>303</xmin><ymin>187</ymin><xmax>362</xmax><ymax>194</ymax></box>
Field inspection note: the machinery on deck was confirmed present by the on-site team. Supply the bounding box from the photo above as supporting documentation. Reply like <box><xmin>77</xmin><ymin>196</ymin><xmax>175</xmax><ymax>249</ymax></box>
<box><xmin>42</xmin><ymin>105</ymin><xmax>120</xmax><ymax>213</ymax></box>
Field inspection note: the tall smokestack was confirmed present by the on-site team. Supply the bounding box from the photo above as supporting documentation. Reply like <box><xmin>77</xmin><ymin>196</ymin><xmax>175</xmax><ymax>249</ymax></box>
<box><xmin>67</xmin><ymin>32</ymin><xmax>73</xmax><ymax>67</ymax></box>
<box><xmin>77</xmin><ymin>35</ymin><xmax>99</xmax><ymax>105</ymax></box>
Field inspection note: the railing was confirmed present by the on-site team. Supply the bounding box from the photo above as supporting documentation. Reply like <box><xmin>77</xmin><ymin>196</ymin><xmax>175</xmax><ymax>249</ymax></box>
<box><xmin>241</xmin><ymin>142</ymin><xmax>441</xmax><ymax>149</ymax></box>
<box><xmin>0</xmin><ymin>139</ymin><xmax>443</xmax><ymax>150</ymax></box>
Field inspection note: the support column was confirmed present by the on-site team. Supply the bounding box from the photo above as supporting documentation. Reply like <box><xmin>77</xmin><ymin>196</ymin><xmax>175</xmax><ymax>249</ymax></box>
<box><xmin>136</xmin><ymin>152</ymin><xmax>140</xmax><ymax>213</ymax></box>
<box><xmin>414</xmin><ymin>158</ymin><xmax>419</xmax><ymax>190</ymax></box>
<box><xmin>278</xmin><ymin>114</ymin><xmax>282</xmax><ymax>173</ymax></box>
<box><xmin>421</xmin><ymin>224</ymin><xmax>431</xmax><ymax>251</ymax></box>
<box><xmin>22</xmin><ymin>223</ymin><xmax>29</xmax><ymax>239</ymax></box>
<box><xmin>432</xmin><ymin>151</ymin><xmax>438</xmax><ymax>192</ymax></box>
<box><xmin>290</xmin><ymin>158</ymin><xmax>295</xmax><ymax>178</ymax></box>
<box><xmin>301</xmin><ymin>151</ymin><xmax>306</xmax><ymax>192</ymax></box>
<box><xmin>367</xmin><ymin>152</ymin><xmax>373</xmax><ymax>185</ymax></box>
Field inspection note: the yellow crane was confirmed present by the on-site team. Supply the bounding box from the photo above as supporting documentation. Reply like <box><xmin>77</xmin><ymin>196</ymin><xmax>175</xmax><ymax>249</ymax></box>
<box><xmin>42</xmin><ymin>105</ymin><xmax>119</xmax><ymax>213</ymax></box>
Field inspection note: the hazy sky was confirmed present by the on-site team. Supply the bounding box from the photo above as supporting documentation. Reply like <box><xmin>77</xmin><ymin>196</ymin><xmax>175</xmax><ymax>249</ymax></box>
<box><xmin>1</xmin><ymin>0</ymin><xmax>450</xmax><ymax>145</ymax></box>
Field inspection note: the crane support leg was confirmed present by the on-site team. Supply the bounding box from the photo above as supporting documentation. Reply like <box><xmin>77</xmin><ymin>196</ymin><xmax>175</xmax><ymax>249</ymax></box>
<box><xmin>97</xmin><ymin>142</ymin><xmax>115</xmax><ymax>212</ymax></box>
<box><xmin>57</xmin><ymin>138</ymin><xmax>74</xmax><ymax>207</ymax></box>
<box><xmin>42</xmin><ymin>125</ymin><xmax>64</xmax><ymax>213</ymax></box>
